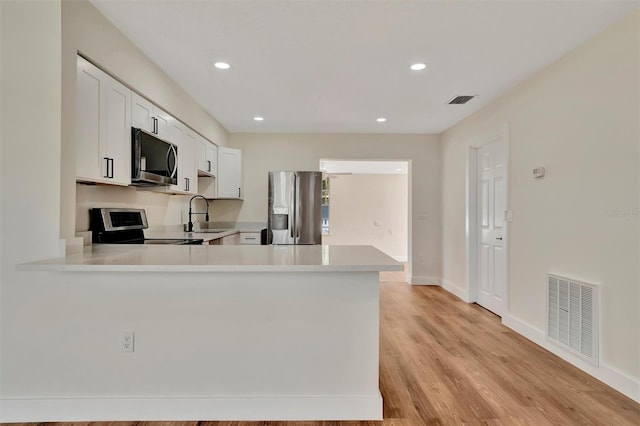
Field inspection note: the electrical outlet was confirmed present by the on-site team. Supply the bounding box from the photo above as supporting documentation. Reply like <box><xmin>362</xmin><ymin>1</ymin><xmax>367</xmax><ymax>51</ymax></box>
<box><xmin>121</xmin><ymin>330</ymin><xmax>134</xmax><ymax>353</ymax></box>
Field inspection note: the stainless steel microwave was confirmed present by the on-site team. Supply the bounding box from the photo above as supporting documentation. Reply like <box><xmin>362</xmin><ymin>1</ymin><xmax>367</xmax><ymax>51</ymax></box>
<box><xmin>131</xmin><ymin>127</ymin><xmax>177</xmax><ymax>186</ymax></box>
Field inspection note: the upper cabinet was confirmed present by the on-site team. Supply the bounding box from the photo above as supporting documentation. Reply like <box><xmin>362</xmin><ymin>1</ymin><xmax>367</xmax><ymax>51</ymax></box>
<box><xmin>76</xmin><ymin>56</ymin><xmax>213</xmax><ymax>197</ymax></box>
<box><xmin>196</xmin><ymin>136</ymin><xmax>218</xmax><ymax>177</ymax></box>
<box><xmin>144</xmin><ymin>114</ymin><xmax>198</xmax><ymax>196</ymax></box>
<box><xmin>131</xmin><ymin>92</ymin><xmax>171</xmax><ymax>140</ymax></box>
<box><xmin>217</xmin><ymin>147</ymin><xmax>243</xmax><ymax>199</ymax></box>
<box><xmin>175</xmin><ymin>127</ymin><xmax>198</xmax><ymax>195</ymax></box>
<box><xmin>76</xmin><ymin>56</ymin><xmax>131</xmax><ymax>186</ymax></box>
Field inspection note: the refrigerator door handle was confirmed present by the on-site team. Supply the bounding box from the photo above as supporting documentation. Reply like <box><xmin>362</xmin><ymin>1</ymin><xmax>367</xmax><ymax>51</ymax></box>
<box><xmin>290</xmin><ymin>173</ymin><xmax>296</xmax><ymax>240</ymax></box>
<box><xmin>295</xmin><ymin>174</ymin><xmax>301</xmax><ymax>238</ymax></box>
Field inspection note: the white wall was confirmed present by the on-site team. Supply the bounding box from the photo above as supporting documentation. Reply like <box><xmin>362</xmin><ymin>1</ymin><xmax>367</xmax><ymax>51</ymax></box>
<box><xmin>75</xmin><ymin>184</ymin><xmax>190</xmax><ymax>231</ymax></box>
<box><xmin>1</xmin><ymin>0</ymin><xmax>63</xmax><ymax>391</ymax></box>
<box><xmin>441</xmin><ymin>12</ymin><xmax>639</xmax><ymax>384</ymax></box>
<box><xmin>322</xmin><ymin>174</ymin><xmax>408</xmax><ymax>261</ymax></box>
<box><xmin>61</xmin><ymin>0</ymin><xmax>229</xmax><ymax>238</ymax></box>
<box><xmin>229</xmin><ymin>133</ymin><xmax>441</xmax><ymax>282</ymax></box>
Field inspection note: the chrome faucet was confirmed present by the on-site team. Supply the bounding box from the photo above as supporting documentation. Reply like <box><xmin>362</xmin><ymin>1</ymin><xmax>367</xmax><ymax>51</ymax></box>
<box><xmin>187</xmin><ymin>195</ymin><xmax>210</xmax><ymax>232</ymax></box>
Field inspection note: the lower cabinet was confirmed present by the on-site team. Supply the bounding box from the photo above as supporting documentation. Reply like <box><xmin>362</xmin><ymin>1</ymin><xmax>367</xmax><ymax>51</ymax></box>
<box><xmin>209</xmin><ymin>232</ymin><xmax>261</xmax><ymax>245</ymax></box>
<box><xmin>239</xmin><ymin>232</ymin><xmax>260</xmax><ymax>245</ymax></box>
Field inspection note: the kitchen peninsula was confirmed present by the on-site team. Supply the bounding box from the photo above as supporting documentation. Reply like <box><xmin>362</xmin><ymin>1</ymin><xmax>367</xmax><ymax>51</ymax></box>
<box><xmin>13</xmin><ymin>245</ymin><xmax>401</xmax><ymax>422</ymax></box>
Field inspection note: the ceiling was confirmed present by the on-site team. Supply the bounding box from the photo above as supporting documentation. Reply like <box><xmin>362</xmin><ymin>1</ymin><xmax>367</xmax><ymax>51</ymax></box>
<box><xmin>90</xmin><ymin>0</ymin><xmax>637</xmax><ymax>134</ymax></box>
<box><xmin>320</xmin><ymin>160</ymin><xmax>408</xmax><ymax>175</ymax></box>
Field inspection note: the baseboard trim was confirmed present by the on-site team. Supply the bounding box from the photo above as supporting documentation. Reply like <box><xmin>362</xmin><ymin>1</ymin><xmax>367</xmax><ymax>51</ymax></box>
<box><xmin>408</xmin><ymin>275</ymin><xmax>441</xmax><ymax>285</ymax></box>
<box><xmin>441</xmin><ymin>279</ymin><xmax>470</xmax><ymax>302</ymax></box>
<box><xmin>0</xmin><ymin>394</ymin><xmax>383</xmax><ymax>422</ymax></box>
<box><xmin>502</xmin><ymin>314</ymin><xmax>640</xmax><ymax>403</ymax></box>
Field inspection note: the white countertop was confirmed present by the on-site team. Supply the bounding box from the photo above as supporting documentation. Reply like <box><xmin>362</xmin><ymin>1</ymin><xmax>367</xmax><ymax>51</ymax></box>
<box><xmin>144</xmin><ymin>222</ymin><xmax>265</xmax><ymax>242</ymax></box>
<box><xmin>17</xmin><ymin>245</ymin><xmax>403</xmax><ymax>272</ymax></box>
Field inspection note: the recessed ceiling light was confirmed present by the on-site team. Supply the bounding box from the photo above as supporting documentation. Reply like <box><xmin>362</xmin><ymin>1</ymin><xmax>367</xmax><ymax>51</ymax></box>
<box><xmin>410</xmin><ymin>63</ymin><xmax>426</xmax><ymax>71</ymax></box>
<box><xmin>214</xmin><ymin>62</ymin><xmax>230</xmax><ymax>70</ymax></box>
<box><xmin>376</xmin><ymin>118</ymin><xmax>387</xmax><ymax>122</ymax></box>
<box><xmin>395</xmin><ymin>168</ymin><xmax>402</xmax><ymax>172</ymax></box>
<box><xmin>253</xmin><ymin>116</ymin><xmax>264</xmax><ymax>121</ymax></box>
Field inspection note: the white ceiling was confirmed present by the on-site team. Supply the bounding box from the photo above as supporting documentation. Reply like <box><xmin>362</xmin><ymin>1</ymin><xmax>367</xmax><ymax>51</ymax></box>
<box><xmin>320</xmin><ymin>160</ymin><xmax>408</xmax><ymax>175</ymax></box>
<box><xmin>91</xmin><ymin>0</ymin><xmax>637</xmax><ymax>134</ymax></box>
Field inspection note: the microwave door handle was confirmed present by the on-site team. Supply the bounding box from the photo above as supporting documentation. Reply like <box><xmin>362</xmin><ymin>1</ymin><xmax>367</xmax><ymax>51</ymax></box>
<box><xmin>167</xmin><ymin>144</ymin><xmax>178</xmax><ymax>179</ymax></box>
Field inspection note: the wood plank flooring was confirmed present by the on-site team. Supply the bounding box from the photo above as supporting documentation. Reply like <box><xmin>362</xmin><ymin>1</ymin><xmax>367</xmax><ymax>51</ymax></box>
<box><xmin>6</xmin><ymin>278</ymin><xmax>639</xmax><ymax>426</ymax></box>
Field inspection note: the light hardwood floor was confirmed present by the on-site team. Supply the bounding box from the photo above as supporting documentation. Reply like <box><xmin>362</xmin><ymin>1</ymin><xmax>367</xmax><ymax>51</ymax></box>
<box><xmin>7</xmin><ymin>277</ymin><xmax>639</xmax><ymax>426</ymax></box>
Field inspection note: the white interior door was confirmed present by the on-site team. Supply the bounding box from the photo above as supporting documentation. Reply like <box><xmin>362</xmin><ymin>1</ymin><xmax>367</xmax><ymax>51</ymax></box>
<box><xmin>476</xmin><ymin>141</ymin><xmax>507</xmax><ymax>316</ymax></box>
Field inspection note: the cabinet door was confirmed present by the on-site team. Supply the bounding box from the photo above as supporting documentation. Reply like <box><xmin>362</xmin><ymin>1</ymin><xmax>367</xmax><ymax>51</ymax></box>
<box><xmin>153</xmin><ymin>107</ymin><xmax>171</xmax><ymax>140</ymax></box>
<box><xmin>207</xmin><ymin>143</ymin><xmax>218</xmax><ymax>177</ymax></box>
<box><xmin>181</xmin><ymin>129</ymin><xmax>198</xmax><ymax>194</ymax></box>
<box><xmin>104</xmin><ymin>78</ymin><xmax>132</xmax><ymax>185</ymax></box>
<box><xmin>196</xmin><ymin>136</ymin><xmax>218</xmax><ymax>177</ymax></box>
<box><xmin>217</xmin><ymin>147</ymin><xmax>242</xmax><ymax>198</ymax></box>
<box><xmin>131</xmin><ymin>92</ymin><xmax>153</xmax><ymax>132</ymax></box>
<box><xmin>239</xmin><ymin>232</ymin><xmax>260</xmax><ymax>245</ymax></box>
<box><xmin>167</xmin><ymin>119</ymin><xmax>186</xmax><ymax>193</ymax></box>
<box><xmin>196</xmin><ymin>137</ymin><xmax>208</xmax><ymax>173</ymax></box>
<box><xmin>76</xmin><ymin>57</ymin><xmax>105</xmax><ymax>182</ymax></box>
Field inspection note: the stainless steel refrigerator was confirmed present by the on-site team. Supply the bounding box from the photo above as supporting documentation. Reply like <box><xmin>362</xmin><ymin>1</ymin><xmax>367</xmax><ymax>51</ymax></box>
<box><xmin>268</xmin><ymin>171</ymin><xmax>322</xmax><ymax>245</ymax></box>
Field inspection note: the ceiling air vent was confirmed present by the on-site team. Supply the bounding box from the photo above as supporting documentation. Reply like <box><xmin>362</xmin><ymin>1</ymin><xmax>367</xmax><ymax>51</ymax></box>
<box><xmin>448</xmin><ymin>95</ymin><xmax>476</xmax><ymax>105</ymax></box>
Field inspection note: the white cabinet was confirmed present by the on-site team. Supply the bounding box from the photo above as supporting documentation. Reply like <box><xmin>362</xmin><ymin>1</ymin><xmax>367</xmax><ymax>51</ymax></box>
<box><xmin>239</xmin><ymin>232</ymin><xmax>260</xmax><ymax>245</ymax></box>
<box><xmin>176</xmin><ymin>128</ymin><xmax>198</xmax><ymax>195</ymax></box>
<box><xmin>131</xmin><ymin>92</ymin><xmax>153</xmax><ymax>132</ymax></box>
<box><xmin>76</xmin><ymin>56</ymin><xmax>131</xmax><ymax>186</ymax></box>
<box><xmin>196</xmin><ymin>136</ymin><xmax>218</xmax><ymax>177</ymax></box>
<box><xmin>131</xmin><ymin>92</ymin><xmax>171</xmax><ymax>140</ymax></box>
<box><xmin>217</xmin><ymin>147</ymin><xmax>242</xmax><ymax>199</ymax></box>
<box><xmin>149</xmin><ymin>119</ymin><xmax>198</xmax><ymax>195</ymax></box>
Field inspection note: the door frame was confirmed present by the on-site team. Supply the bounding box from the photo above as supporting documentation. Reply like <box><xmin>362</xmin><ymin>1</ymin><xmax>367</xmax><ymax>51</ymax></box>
<box><xmin>465</xmin><ymin>124</ymin><xmax>510</xmax><ymax>313</ymax></box>
<box><xmin>319</xmin><ymin>158</ymin><xmax>411</xmax><ymax>283</ymax></box>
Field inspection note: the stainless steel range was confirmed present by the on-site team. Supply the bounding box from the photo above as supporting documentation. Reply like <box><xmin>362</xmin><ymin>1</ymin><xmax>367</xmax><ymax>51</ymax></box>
<box><xmin>90</xmin><ymin>208</ymin><xmax>203</xmax><ymax>245</ymax></box>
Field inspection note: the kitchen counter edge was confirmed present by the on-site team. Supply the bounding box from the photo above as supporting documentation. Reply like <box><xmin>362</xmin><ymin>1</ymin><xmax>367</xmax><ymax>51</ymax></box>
<box><xmin>16</xmin><ymin>244</ymin><xmax>404</xmax><ymax>273</ymax></box>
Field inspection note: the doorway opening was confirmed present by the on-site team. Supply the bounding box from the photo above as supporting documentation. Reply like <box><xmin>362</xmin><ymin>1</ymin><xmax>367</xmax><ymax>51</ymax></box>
<box><xmin>320</xmin><ymin>159</ymin><xmax>410</xmax><ymax>283</ymax></box>
<box><xmin>466</xmin><ymin>125</ymin><xmax>510</xmax><ymax>317</ymax></box>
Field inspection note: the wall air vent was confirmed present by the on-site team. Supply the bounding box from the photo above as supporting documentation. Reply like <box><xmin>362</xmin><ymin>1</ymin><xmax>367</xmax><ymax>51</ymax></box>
<box><xmin>547</xmin><ymin>274</ymin><xmax>599</xmax><ymax>365</ymax></box>
<box><xmin>448</xmin><ymin>95</ymin><xmax>476</xmax><ymax>105</ymax></box>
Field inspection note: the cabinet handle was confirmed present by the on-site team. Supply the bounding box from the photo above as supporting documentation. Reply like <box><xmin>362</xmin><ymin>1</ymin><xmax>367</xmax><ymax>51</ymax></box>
<box><xmin>103</xmin><ymin>157</ymin><xmax>110</xmax><ymax>178</ymax></box>
<box><xmin>185</xmin><ymin>177</ymin><xmax>189</xmax><ymax>191</ymax></box>
<box><xmin>152</xmin><ymin>117</ymin><xmax>158</xmax><ymax>134</ymax></box>
<box><xmin>244</xmin><ymin>237</ymin><xmax>256</xmax><ymax>240</ymax></box>
<box><xmin>109</xmin><ymin>158</ymin><xmax>114</xmax><ymax>178</ymax></box>
<box><xmin>238</xmin><ymin>187</ymin><xmax>241</xmax><ymax>197</ymax></box>
<box><xmin>207</xmin><ymin>160</ymin><xmax>211</xmax><ymax>172</ymax></box>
